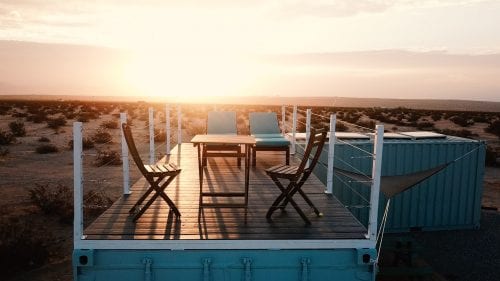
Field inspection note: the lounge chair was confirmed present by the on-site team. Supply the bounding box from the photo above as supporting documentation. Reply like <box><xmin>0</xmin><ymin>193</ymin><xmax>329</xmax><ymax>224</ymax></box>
<box><xmin>249</xmin><ymin>112</ymin><xmax>290</xmax><ymax>166</ymax></box>
<box><xmin>122</xmin><ymin>123</ymin><xmax>181</xmax><ymax>221</ymax></box>
<box><xmin>265</xmin><ymin>127</ymin><xmax>327</xmax><ymax>225</ymax></box>
<box><xmin>203</xmin><ymin>111</ymin><xmax>241</xmax><ymax>166</ymax></box>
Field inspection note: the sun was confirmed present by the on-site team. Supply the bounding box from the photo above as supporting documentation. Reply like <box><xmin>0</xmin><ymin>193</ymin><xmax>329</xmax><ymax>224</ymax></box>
<box><xmin>123</xmin><ymin>49</ymin><xmax>260</xmax><ymax>102</ymax></box>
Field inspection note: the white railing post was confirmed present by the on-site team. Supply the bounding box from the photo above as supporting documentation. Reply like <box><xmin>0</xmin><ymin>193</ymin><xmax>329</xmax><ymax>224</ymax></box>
<box><xmin>149</xmin><ymin>107</ymin><xmax>155</xmax><ymax>164</ymax></box>
<box><xmin>306</xmin><ymin>108</ymin><xmax>312</xmax><ymax>166</ymax></box>
<box><xmin>326</xmin><ymin>114</ymin><xmax>336</xmax><ymax>194</ymax></box>
<box><xmin>73</xmin><ymin>122</ymin><xmax>84</xmax><ymax>244</ymax></box>
<box><xmin>120</xmin><ymin>113</ymin><xmax>130</xmax><ymax>195</ymax></box>
<box><xmin>368</xmin><ymin>124</ymin><xmax>384</xmax><ymax>241</ymax></box>
<box><xmin>291</xmin><ymin>105</ymin><xmax>297</xmax><ymax>154</ymax></box>
<box><xmin>281</xmin><ymin>105</ymin><xmax>286</xmax><ymax>134</ymax></box>
<box><xmin>177</xmin><ymin>104</ymin><xmax>182</xmax><ymax>144</ymax></box>
<box><xmin>165</xmin><ymin>104</ymin><xmax>171</xmax><ymax>155</ymax></box>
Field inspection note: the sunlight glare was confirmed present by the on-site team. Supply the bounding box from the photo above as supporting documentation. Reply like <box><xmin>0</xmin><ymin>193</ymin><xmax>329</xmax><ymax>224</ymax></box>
<box><xmin>124</xmin><ymin>49</ymin><xmax>261</xmax><ymax>102</ymax></box>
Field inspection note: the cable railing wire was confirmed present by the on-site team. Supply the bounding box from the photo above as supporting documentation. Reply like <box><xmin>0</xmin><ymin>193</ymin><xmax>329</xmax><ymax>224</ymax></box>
<box><xmin>333</xmin><ymin>173</ymin><xmax>371</xmax><ymax>204</ymax></box>
<box><xmin>335</xmin><ymin>138</ymin><xmax>375</xmax><ymax>156</ymax></box>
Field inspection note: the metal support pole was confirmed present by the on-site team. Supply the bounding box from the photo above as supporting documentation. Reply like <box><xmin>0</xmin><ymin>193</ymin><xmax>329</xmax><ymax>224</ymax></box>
<box><xmin>165</xmin><ymin>104</ymin><xmax>171</xmax><ymax>155</ymax></box>
<box><xmin>73</xmin><ymin>122</ymin><xmax>84</xmax><ymax>244</ymax></box>
<box><xmin>177</xmin><ymin>104</ymin><xmax>182</xmax><ymax>145</ymax></box>
<box><xmin>326</xmin><ymin>114</ymin><xmax>336</xmax><ymax>194</ymax></box>
<box><xmin>368</xmin><ymin>125</ymin><xmax>384</xmax><ymax>241</ymax></box>
<box><xmin>281</xmin><ymin>105</ymin><xmax>286</xmax><ymax>134</ymax></box>
<box><xmin>149</xmin><ymin>107</ymin><xmax>155</xmax><ymax>164</ymax></box>
<box><xmin>120</xmin><ymin>113</ymin><xmax>131</xmax><ymax>195</ymax></box>
<box><xmin>291</xmin><ymin>105</ymin><xmax>297</xmax><ymax>154</ymax></box>
<box><xmin>306</xmin><ymin>109</ymin><xmax>311</xmax><ymax>166</ymax></box>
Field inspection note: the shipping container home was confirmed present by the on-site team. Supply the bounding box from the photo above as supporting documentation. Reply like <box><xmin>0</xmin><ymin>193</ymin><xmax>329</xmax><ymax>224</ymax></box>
<box><xmin>72</xmin><ymin>118</ymin><xmax>385</xmax><ymax>281</ymax></box>
<box><xmin>309</xmin><ymin>132</ymin><xmax>485</xmax><ymax>233</ymax></box>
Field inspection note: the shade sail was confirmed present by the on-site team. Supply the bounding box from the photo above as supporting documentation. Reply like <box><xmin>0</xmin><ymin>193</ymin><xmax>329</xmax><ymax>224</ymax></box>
<box><xmin>333</xmin><ymin>163</ymin><xmax>450</xmax><ymax>198</ymax></box>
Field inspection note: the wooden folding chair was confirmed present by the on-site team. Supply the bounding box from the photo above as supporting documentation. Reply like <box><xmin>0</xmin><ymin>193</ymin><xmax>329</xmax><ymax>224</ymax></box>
<box><xmin>265</xmin><ymin>128</ymin><xmax>328</xmax><ymax>225</ymax></box>
<box><xmin>122</xmin><ymin>123</ymin><xmax>181</xmax><ymax>222</ymax></box>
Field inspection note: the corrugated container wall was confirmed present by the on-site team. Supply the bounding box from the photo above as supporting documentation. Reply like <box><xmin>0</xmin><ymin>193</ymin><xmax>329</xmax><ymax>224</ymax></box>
<box><xmin>311</xmin><ymin>136</ymin><xmax>485</xmax><ymax>233</ymax></box>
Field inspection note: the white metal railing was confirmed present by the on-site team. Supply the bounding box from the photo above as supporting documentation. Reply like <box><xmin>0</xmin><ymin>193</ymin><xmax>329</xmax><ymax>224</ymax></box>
<box><xmin>73</xmin><ymin>104</ymin><xmax>383</xmax><ymax>251</ymax></box>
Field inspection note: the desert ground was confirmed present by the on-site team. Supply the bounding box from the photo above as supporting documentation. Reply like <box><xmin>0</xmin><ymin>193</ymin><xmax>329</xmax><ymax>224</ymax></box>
<box><xmin>0</xmin><ymin>99</ymin><xmax>499</xmax><ymax>281</ymax></box>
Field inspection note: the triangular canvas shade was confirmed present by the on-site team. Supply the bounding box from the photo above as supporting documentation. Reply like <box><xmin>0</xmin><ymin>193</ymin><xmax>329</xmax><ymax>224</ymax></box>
<box><xmin>333</xmin><ymin>163</ymin><xmax>450</xmax><ymax>198</ymax></box>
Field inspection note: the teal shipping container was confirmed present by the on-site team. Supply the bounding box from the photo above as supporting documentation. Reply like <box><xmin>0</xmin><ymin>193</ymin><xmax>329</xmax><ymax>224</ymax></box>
<box><xmin>311</xmin><ymin>135</ymin><xmax>485</xmax><ymax>233</ymax></box>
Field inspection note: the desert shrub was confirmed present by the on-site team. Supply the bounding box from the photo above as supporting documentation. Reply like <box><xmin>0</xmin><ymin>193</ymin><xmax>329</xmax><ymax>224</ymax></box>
<box><xmin>187</xmin><ymin>122</ymin><xmax>206</xmax><ymax>136</ymax></box>
<box><xmin>437</xmin><ymin>129</ymin><xmax>475</xmax><ymax>138</ymax></box>
<box><xmin>0</xmin><ymin>214</ymin><xmax>51</xmax><ymax>277</ymax></box>
<box><xmin>38</xmin><ymin>136</ymin><xmax>50</xmax><ymax>142</ymax></box>
<box><xmin>95</xmin><ymin>149</ymin><xmax>122</xmax><ymax>166</ymax></box>
<box><xmin>68</xmin><ymin>137</ymin><xmax>95</xmax><ymax>150</ymax></box>
<box><xmin>0</xmin><ymin>147</ymin><xmax>8</xmax><ymax>156</ymax></box>
<box><xmin>356</xmin><ymin>120</ymin><xmax>376</xmax><ymax>129</ymax></box>
<box><xmin>29</xmin><ymin>183</ymin><xmax>73</xmax><ymax>223</ymax></box>
<box><xmin>92</xmin><ymin>129</ymin><xmax>112</xmax><ymax>143</ymax></box>
<box><xmin>64</xmin><ymin>111</ymin><xmax>76</xmax><ymax>119</ymax></box>
<box><xmin>11</xmin><ymin>111</ymin><xmax>28</xmax><ymax>118</ymax></box>
<box><xmin>153</xmin><ymin>128</ymin><xmax>167</xmax><ymax>142</ymax></box>
<box><xmin>0</xmin><ymin>105</ymin><xmax>10</xmax><ymax>115</ymax></box>
<box><xmin>9</xmin><ymin>120</ymin><xmax>26</xmax><ymax>137</ymax></box>
<box><xmin>46</xmin><ymin>116</ymin><xmax>67</xmax><ymax>129</ymax></box>
<box><xmin>0</xmin><ymin>129</ymin><xmax>15</xmax><ymax>145</ymax></box>
<box><xmin>485</xmin><ymin>146</ymin><xmax>497</xmax><ymax>166</ymax></box>
<box><xmin>416</xmin><ymin>121</ymin><xmax>435</xmax><ymax>130</ymax></box>
<box><xmin>84</xmin><ymin>190</ymin><xmax>113</xmax><ymax>218</ymax></box>
<box><xmin>36</xmin><ymin>144</ymin><xmax>58</xmax><ymax>154</ymax></box>
<box><xmin>26</xmin><ymin>113</ymin><xmax>48</xmax><ymax>123</ymax></box>
<box><xmin>29</xmin><ymin>183</ymin><xmax>113</xmax><ymax>223</ymax></box>
<box><xmin>336</xmin><ymin>121</ymin><xmax>349</xmax><ymax>132</ymax></box>
<box><xmin>485</xmin><ymin>120</ymin><xmax>500</xmax><ymax>138</ymax></box>
<box><xmin>100</xmin><ymin>120</ymin><xmax>119</xmax><ymax>129</ymax></box>
<box><xmin>431</xmin><ymin>113</ymin><xmax>442</xmax><ymax>121</ymax></box>
<box><xmin>450</xmin><ymin>115</ymin><xmax>473</xmax><ymax>127</ymax></box>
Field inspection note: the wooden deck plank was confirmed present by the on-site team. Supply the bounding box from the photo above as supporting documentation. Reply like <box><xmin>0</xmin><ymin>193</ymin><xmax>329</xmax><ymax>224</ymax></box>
<box><xmin>84</xmin><ymin>144</ymin><xmax>367</xmax><ymax>240</ymax></box>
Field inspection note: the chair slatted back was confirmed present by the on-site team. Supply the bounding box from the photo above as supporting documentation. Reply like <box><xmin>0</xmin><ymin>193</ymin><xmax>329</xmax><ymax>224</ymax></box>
<box><xmin>295</xmin><ymin>128</ymin><xmax>328</xmax><ymax>177</ymax></box>
<box><xmin>122</xmin><ymin>123</ymin><xmax>148</xmax><ymax>175</ymax></box>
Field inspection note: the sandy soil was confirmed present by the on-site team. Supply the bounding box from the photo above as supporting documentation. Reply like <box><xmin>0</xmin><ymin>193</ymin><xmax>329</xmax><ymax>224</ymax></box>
<box><xmin>0</xmin><ymin>103</ymin><xmax>498</xmax><ymax>281</ymax></box>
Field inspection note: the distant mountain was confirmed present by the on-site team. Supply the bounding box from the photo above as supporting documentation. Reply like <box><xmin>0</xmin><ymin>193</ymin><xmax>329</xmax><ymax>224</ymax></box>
<box><xmin>1</xmin><ymin>94</ymin><xmax>499</xmax><ymax>112</ymax></box>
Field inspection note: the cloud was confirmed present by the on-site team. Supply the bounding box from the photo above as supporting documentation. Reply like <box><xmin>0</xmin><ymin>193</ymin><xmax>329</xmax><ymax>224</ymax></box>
<box><xmin>271</xmin><ymin>0</ymin><xmax>492</xmax><ymax>18</ymax></box>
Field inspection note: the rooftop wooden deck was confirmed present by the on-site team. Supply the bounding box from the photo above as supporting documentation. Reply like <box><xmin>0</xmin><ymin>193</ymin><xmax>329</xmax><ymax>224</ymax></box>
<box><xmin>84</xmin><ymin>144</ymin><xmax>367</xmax><ymax>240</ymax></box>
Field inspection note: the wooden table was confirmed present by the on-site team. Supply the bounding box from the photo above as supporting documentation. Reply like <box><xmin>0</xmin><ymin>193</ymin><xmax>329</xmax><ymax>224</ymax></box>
<box><xmin>191</xmin><ymin>135</ymin><xmax>256</xmax><ymax>217</ymax></box>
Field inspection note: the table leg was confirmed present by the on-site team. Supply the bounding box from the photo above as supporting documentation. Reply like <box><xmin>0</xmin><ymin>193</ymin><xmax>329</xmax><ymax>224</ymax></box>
<box><xmin>197</xmin><ymin>144</ymin><xmax>204</xmax><ymax>209</ymax></box>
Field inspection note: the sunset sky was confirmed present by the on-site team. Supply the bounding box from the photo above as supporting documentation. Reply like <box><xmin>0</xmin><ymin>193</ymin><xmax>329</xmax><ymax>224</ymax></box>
<box><xmin>1</xmin><ymin>0</ymin><xmax>500</xmax><ymax>101</ymax></box>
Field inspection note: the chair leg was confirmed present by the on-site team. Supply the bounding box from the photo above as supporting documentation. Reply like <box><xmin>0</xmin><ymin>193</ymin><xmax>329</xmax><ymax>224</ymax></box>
<box><xmin>252</xmin><ymin>147</ymin><xmax>257</xmax><ymax>166</ymax></box>
<box><xmin>285</xmin><ymin>147</ymin><xmax>290</xmax><ymax>165</ymax></box>
<box><xmin>237</xmin><ymin>146</ymin><xmax>242</xmax><ymax>167</ymax></box>
<box><xmin>129</xmin><ymin>175</ymin><xmax>166</xmax><ymax>213</ymax></box>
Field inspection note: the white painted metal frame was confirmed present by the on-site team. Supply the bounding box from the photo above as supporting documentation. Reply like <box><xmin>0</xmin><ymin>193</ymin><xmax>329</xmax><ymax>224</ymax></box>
<box><xmin>73</xmin><ymin>122</ymin><xmax>85</xmax><ymax>246</ymax></box>
<box><xmin>165</xmin><ymin>104</ymin><xmax>171</xmax><ymax>155</ymax></box>
<box><xmin>326</xmin><ymin>114</ymin><xmax>336</xmax><ymax>194</ymax></box>
<box><xmin>291</xmin><ymin>105</ymin><xmax>297</xmax><ymax>154</ymax></box>
<box><xmin>306</xmin><ymin>108</ymin><xmax>311</xmax><ymax>167</ymax></box>
<box><xmin>120</xmin><ymin>113</ymin><xmax>131</xmax><ymax>195</ymax></box>
<box><xmin>177</xmin><ymin>104</ymin><xmax>182</xmax><ymax>144</ymax></box>
<box><xmin>367</xmin><ymin>125</ymin><xmax>384</xmax><ymax>241</ymax></box>
<box><xmin>149</xmin><ymin>107</ymin><xmax>155</xmax><ymax>164</ymax></box>
<box><xmin>74</xmin><ymin>239</ymin><xmax>375</xmax><ymax>250</ymax></box>
<box><xmin>281</xmin><ymin>105</ymin><xmax>286</xmax><ymax>134</ymax></box>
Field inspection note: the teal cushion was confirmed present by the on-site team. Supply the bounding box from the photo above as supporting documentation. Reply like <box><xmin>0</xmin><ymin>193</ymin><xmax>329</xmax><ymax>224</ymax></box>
<box><xmin>253</xmin><ymin>133</ymin><xmax>284</xmax><ymax>138</ymax></box>
<box><xmin>255</xmin><ymin>137</ymin><xmax>290</xmax><ymax>147</ymax></box>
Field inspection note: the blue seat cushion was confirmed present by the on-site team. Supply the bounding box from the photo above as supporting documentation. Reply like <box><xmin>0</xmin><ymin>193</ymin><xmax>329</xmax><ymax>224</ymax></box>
<box><xmin>254</xmin><ymin>137</ymin><xmax>290</xmax><ymax>147</ymax></box>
